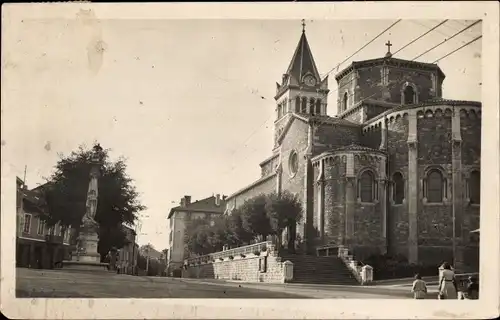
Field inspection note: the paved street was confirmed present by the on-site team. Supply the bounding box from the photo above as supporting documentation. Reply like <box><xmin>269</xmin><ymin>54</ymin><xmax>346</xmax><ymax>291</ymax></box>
<box><xmin>16</xmin><ymin>268</ymin><xmax>436</xmax><ymax>299</ymax></box>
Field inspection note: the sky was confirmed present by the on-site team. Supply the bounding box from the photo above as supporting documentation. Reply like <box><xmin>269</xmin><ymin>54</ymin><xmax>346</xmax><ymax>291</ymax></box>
<box><xmin>2</xmin><ymin>19</ymin><xmax>482</xmax><ymax>250</ymax></box>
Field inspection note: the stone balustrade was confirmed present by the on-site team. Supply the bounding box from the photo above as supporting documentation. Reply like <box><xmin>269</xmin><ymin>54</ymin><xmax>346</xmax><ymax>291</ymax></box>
<box><xmin>184</xmin><ymin>241</ymin><xmax>273</xmax><ymax>267</ymax></box>
<box><xmin>182</xmin><ymin>241</ymin><xmax>289</xmax><ymax>283</ymax></box>
<box><xmin>337</xmin><ymin>246</ymin><xmax>366</xmax><ymax>284</ymax></box>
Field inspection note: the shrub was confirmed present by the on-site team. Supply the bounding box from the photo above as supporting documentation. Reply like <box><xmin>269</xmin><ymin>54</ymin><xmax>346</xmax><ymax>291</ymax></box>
<box><xmin>240</xmin><ymin>253</ymin><xmax>246</xmax><ymax>258</ymax></box>
<box><xmin>362</xmin><ymin>253</ymin><xmax>438</xmax><ymax>280</ymax></box>
<box><xmin>253</xmin><ymin>250</ymin><xmax>261</xmax><ymax>256</ymax></box>
<box><xmin>261</xmin><ymin>244</ymin><xmax>267</xmax><ymax>252</ymax></box>
<box><xmin>229</xmin><ymin>255</ymin><xmax>234</xmax><ymax>260</ymax></box>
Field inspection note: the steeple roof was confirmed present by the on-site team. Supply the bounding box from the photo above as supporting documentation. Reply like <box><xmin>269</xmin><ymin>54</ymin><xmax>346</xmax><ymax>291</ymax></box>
<box><xmin>285</xmin><ymin>30</ymin><xmax>321</xmax><ymax>83</ymax></box>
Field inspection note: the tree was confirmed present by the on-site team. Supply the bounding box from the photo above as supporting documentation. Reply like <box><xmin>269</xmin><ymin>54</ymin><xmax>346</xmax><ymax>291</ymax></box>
<box><xmin>226</xmin><ymin>208</ymin><xmax>253</xmax><ymax>246</ymax></box>
<box><xmin>40</xmin><ymin>144</ymin><xmax>146</xmax><ymax>260</ymax></box>
<box><xmin>185</xmin><ymin>218</ymin><xmax>213</xmax><ymax>256</ymax></box>
<box><xmin>240</xmin><ymin>194</ymin><xmax>272</xmax><ymax>242</ymax></box>
<box><xmin>265</xmin><ymin>191</ymin><xmax>303</xmax><ymax>252</ymax></box>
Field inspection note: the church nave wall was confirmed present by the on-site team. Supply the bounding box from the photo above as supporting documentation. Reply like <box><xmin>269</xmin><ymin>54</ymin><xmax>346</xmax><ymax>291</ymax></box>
<box><xmin>312</xmin><ymin>123</ymin><xmax>361</xmax><ymax>155</ymax></box>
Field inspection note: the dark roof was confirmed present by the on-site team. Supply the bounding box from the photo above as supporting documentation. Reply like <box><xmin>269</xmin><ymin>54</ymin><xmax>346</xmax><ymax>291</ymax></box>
<box><xmin>168</xmin><ymin>195</ymin><xmax>226</xmax><ymax>219</ymax></box>
<box><xmin>335</xmin><ymin>56</ymin><xmax>446</xmax><ymax>81</ymax></box>
<box><xmin>18</xmin><ymin>188</ymin><xmax>45</xmax><ymax>214</ymax></box>
<box><xmin>313</xmin><ymin>144</ymin><xmax>386</xmax><ymax>161</ymax></box>
<box><xmin>294</xmin><ymin>113</ymin><xmax>361</xmax><ymax>127</ymax></box>
<box><xmin>285</xmin><ymin>31</ymin><xmax>321</xmax><ymax>84</ymax></box>
<box><xmin>332</xmin><ymin>144</ymin><xmax>385</xmax><ymax>154</ymax></box>
<box><xmin>364</xmin><ymin>98</ymin><xmax>482</xmax><ymax>125</ymax></box>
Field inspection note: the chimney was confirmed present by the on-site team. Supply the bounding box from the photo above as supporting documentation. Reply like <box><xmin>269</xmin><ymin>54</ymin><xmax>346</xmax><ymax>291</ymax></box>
<box><xmin>222</xmin><ymin>195</ymin><xmax>227</xmax><ymax>201</ymax></box>
<box><xmin>180</xmin><ymin>197</ymin><xmax>186</xmax><ymax>207</ymax></box>
<box><xmin>184</xmin><ymin>195</ymin><xmax>191</xmax><ymax>205</ymax></box>
<box><xmin>215</xmin><ymin>194</ymin><xmax>220</xmax><ymax>206</ymax></box>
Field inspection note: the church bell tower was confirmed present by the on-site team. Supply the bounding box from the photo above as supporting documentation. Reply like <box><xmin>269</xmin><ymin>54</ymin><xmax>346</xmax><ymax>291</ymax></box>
<box><xmin>274</xmin><ymin>20</ymin><xmax>330</xmax><ymax>125</ymax></box>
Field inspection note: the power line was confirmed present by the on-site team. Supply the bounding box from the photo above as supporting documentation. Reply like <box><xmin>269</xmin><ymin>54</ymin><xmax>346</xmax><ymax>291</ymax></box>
<box><xmin>432</xmin><ymin>35</ymin><xmax>482</xmax><ymax>64</ymax></box>
<box><xmin>413</xmin><ymin>20</ymin><xmax>482</xmax><ymax>60</ymax></box>
<box><xmin>220</xmin><ymin>20</ymin><xmax>478</xmax><ymax>177</ymax></box>
<box><xmin>392</xmin><ymin>20</ymin><xmax>449</xmax><ymax>56</ymax></box>
<box><xmin>324</xmin><ymin>20</ymin><xmax>479</xmax><ymax>102</ymax></box>
<box><xmin>322</xmin><ymin>20</ymin><xmax>402</xmax><ymax>78</ymax></box>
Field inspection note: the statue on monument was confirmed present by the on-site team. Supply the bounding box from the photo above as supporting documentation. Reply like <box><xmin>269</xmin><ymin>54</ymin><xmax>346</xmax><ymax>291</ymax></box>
<box><xmin>81</xmin><ymin>144</ymin><xmax>104</xmax><ymax>229</ymax></box>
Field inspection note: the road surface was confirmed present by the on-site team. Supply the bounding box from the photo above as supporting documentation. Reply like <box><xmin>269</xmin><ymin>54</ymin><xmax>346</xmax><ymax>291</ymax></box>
<box><xmin>16</xmin><ymin>268</ymin><xmax>428</xmax><ymax>299</ymax></box>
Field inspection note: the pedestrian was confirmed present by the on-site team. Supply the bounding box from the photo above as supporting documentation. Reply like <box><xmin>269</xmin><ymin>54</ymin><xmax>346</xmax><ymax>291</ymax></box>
<box><xmin>465</xmin><ymin>276</ymin><xmax>479</xmax><ymax>299</ymax></box>
<box><xmin>411</xmin><ymin>273</ymin><xmax>427</xmax><ymax>299</ymax></box>
<box><xmin>438</xmin><ymin>262</ymin><xmax>458</xmax><ymax>299</ymax></box>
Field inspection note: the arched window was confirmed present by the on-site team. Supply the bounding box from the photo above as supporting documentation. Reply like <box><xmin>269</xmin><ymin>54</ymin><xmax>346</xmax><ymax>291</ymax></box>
<box><xmin>295</xmin><ymin>97</ymin><xmax>300</xmax><ymax>113</ymax></box>
<box><xmin>469</xmin><ymin>170</ymin><xmax>480</xmax><ymax>204</ymax></box>
<box><xmin>426</xmin><ymin>169</ymin><xmax>444</xmax><ymax>203</ymax></box>
<box><xmin>403</xmin><ymin>85</ymin><xmax>415</xmax><ymax>105</ymax></box>
<box><xmin>358</xmin><ymin>170</ymin><xmax>376</xmax><ymax>203</ymax></box>
<box><xmin>309</xmin><ymin>98</ymin><xmax>316</xmax><ymax>115</ymax></box>
<box><xmin>343</xmin><ymin>92</ymin><xmax>348</xmax><ymax>112</ymax></box>
<box><xmin>315</xmin><ymin>99</ymin><xmax>322</xmax><ymax>114</ymax></box>
<box><xmin>301</xmin><ymin>97</ymin><xmax>308</xmax><ymax>113</ymax></box>
<box><xmin>393</xmin><ymin>172</ymin><xmax>405</xmax><ymax>205</ymax></box>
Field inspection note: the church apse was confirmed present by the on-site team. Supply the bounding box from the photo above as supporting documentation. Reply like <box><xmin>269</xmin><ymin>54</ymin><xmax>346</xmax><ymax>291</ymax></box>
<box><xmin>312</xmin><ymin>147</ymin><xmax>388</xmax><ymax>261</ymax></box>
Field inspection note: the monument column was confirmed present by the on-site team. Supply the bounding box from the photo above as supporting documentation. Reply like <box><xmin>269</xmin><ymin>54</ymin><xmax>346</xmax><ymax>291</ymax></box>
<box><xmin>63</xmin><ymin>144</ymin><xmax>109</xmax><ymax>271</ymax></box>
<box><xmin>407</xmin><ymin>110</ymin><xmax>419</xmax><ymax>264</ymax></box>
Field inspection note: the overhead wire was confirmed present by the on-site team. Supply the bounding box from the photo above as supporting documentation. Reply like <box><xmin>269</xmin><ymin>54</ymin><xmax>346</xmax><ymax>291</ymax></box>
<box><xmin>412</xmin><ymin>20</ymin><xmax>482</xmax><ymax>60</ymax></box>
<box><xmin>322</xmin><ymin>19</ymin><xmax>402</xmax><ymax>78</ymax></box>
<box><xmin>432</xmin><ymin>35</ymin><xmax>482</xmax><ymax>64</ymax></box>
<box><xmin>322</xmin><ymin>19</ymin><xmax>480</xmax><ymax>103</ymax></box>
<box><xmin>220</xmin><ymin>19</ymin><xmax>482</xmax><ymax>177</ymax></box>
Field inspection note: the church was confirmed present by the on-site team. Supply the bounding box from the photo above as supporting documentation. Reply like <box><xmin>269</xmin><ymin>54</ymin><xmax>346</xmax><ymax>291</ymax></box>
<box><xmin>224</xmin><ymin>24</ymin><xmax>481</xmax><ymax>271</ymax></box>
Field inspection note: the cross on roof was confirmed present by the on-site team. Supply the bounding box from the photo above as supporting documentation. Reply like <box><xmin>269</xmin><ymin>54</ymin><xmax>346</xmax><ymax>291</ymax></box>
<box><xmin>301</xmin><ymin>19</ymin><xmax>306</xmax><ymax>33</ymax></box>
<box><xmin>386</xmin><ymin>41</ymin><xmax>393</xmax><ymax>53</ymax></box>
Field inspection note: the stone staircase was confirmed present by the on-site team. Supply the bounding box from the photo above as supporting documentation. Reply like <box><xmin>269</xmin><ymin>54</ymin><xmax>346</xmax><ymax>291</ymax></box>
<box><xmin>279</xmin><ymin>254</ymin><xmax>360</xmax><ymax>285</ymax></box>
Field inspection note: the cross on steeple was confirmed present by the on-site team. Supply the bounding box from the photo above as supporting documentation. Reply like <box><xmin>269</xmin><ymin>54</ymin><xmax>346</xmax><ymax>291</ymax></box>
<box><xmin>385</xmin><ymin>41</ymin><xmax>392</xmax><ymax>53</ymax></box>
<box><xmin>301</xmin><ymin>19</ymin><xmax>306</xmax><ymax>33</ymax></box>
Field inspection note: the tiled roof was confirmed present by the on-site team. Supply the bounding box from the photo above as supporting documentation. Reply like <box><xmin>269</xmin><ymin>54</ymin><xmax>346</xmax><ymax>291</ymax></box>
<box><xmin>168</xmin><ymin>195</ymin><xmax>226</xmax><ymax>219</ymax></box>
<box><xmin>331</xmin><ymin>144</ymin><xmax>385</xmax><ymax>153</ymax></box>
<box><xmin>364</xmin><ymin>98</ymin><xmax>482</xmax><ymax>125</ymax></box>
<box><xmin>335</xmin><ymin>56</ymin><xmax>446</xmax><ymax>81</ymax></box>
<box><xmin>285</xmin><ymin>31</ymin><xmax>321</xmax><ymax>83</ymax></box>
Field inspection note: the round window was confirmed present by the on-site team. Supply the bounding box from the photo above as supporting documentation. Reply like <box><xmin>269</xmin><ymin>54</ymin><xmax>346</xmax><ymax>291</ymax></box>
<box><xmin>289</xmin><ymin>151</ymin><xmax>299</xmax><ymax>176</ymax></box>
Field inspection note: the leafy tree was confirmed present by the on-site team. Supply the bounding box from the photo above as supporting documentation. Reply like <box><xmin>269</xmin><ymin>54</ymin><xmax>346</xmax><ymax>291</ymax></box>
<box><xmin>266</xmin><ymin>191</ymin><xmax>303</xmax><ymax>252</ymax></box>
<box><xmin>40</xmin><ymin>144</ymin><xmax>146</xmax><ymax>260</ymax></box>
<box><xmin>240</xmin><ymin>194</ymin><xmax>272</xmax><ymax>242</ymax></box>
<box><xmin>226</xmin><ymin>208</ymin><xmax>253</xmax><ymax>246</ymax></box>
<box><xmin>185</xmin><ymin>218</ymin><xmax>213</xmax><ymax>256</ymax></box>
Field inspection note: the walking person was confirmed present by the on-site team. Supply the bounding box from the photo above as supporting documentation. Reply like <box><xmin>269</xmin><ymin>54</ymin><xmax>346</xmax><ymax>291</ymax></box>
<box><xmin>438</xmin><ymin>262</ymin><xmax>458</xmax><ymax>299</ymax></box>
<box><xmin>411</xmin><ymin>273</ymin><xmax>428</xmax><ymax>299</ymax></box>
<box><xmin>465</xmin><ymin>276</ymin><xmax>479</xmax><ymax>299</ymax></box>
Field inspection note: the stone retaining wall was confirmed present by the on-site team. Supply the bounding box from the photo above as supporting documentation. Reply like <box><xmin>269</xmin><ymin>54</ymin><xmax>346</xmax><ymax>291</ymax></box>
<box><xmin>182</xmin><ymin>253</ymin><xmax>288</xmax><ymax>283</ymax></box>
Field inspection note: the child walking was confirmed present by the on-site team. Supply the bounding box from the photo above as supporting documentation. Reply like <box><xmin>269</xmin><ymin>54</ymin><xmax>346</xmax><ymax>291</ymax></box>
<box><xmin>411</xmin><ymin>274</ymin><xmax>428</xmax><ymax>299</ymax></box>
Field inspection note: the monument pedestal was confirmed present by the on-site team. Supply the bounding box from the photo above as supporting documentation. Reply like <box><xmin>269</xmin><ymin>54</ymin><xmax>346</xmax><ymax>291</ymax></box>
<box><xmin>63</xmin><ymin>224</ymin><xmax>109</xmax><ymax>272</ymax></box>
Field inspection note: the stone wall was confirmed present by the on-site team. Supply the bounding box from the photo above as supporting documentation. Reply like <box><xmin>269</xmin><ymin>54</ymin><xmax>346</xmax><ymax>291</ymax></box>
<box><xmin>360</xmin><ymin>103</ymin><xmax>481</xmax><ymax>269</ymax></box>
<box><xmin>313</xmin><ymin>123</ymin><xmax>361</xmax><ymax>154</ymax></box>
<box><xmin>182</xmin><ymin>253</ymin><xmax>287</xmax><ymax>284</ymax></box>
<box><xmin>225</xmin><ymin>175</ymin><xmax>277</xmax><ymax>211</ymax></box>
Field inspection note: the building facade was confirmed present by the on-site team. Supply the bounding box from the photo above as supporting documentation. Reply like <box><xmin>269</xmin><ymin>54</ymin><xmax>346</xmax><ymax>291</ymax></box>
<box><xmin>16</xmin><ymin>178</ymin><xmax>72</xmax><ymax>269</ymax></box>
<box><xmin>117</xmin><ymin>224</ymin><xmax>138</xmax><ymax>274</ymax></box>
<box><xmin>224</xmin><ymin>29</ymin><xmax>480</xmax><ymax>271</ymax></box>
<box><xmin>167</xmin><ymin>194</ymin><xmax>226</xmax><ymax>273</ymax></box>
